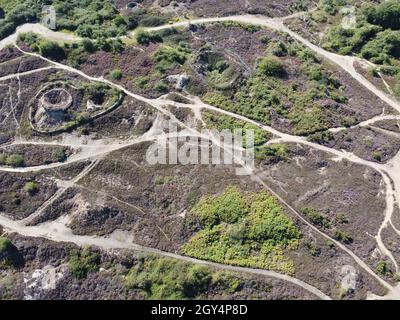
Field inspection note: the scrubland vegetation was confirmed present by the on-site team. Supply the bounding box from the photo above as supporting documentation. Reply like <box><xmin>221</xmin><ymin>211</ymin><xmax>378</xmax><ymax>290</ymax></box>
<box><xmin>68</xmin><ymin>247</ymin><xmax>100</xmax><ymax>279</ymax></box>
<box><xmin>203</xmin><ymin>40</ymin><xmax>348</xmax><ymax>135</ymax></box>
<box><xmin>183</xmin><ymin>186</ymin><xmax>301</xmax><ymax>275</ymax></box>
<box><xmin>300</xmin><ymin>0</ymin><xmax>400</xmax><ymax>97</ymax></box>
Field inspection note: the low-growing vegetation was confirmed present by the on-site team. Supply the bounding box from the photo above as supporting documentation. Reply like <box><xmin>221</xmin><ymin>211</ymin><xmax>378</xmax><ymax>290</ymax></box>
<box><xmin>23</xmin><ymin>181</ymin><xmax>39</xmax><ymax>195</ymax></box>
<box><xmin>203</xmin><ymin>112</ymin><xmax>271</xmax><ymax>147</ymax></box>
<box><xmin>126</xmin><ymin>257</ymin><xmax>213</xmax><ymax>299</ymax></box>
<box><xmin>203</xmin><ymin>41</ymin><xmax>349</xmax><ymax>135</ymax></box>
<box><xmin>68</xmin><ymin>247</ymin><xmax>100</xmax><ymax>279</ymax></box>
<box><xmin>298</xmin><ymin>0</ymin><xmax>400</xmax><ymax>96</ymax></box>
<box><xmin>183</xmin><ymin>186</ymin><xmax>301</xmax><ymax>275</ymax></box>
<box><xmin>0</xmin><ymin>154</ymin><xmax>24</xmax><ymax>167</ymax></box>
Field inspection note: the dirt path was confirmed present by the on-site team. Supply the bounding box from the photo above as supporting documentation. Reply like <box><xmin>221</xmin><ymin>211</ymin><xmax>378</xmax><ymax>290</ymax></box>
<box><xmin>0</xmin><ymin>23</ymin><xmax>80</xmax><ymax>50</ymax></box>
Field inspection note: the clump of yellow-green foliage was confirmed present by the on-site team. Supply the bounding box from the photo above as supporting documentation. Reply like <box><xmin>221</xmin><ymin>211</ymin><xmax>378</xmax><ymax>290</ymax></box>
<box><xmin>183</xmin><ymin>186</ymin><xmax>301</xmax><ymax>275</ymax></box>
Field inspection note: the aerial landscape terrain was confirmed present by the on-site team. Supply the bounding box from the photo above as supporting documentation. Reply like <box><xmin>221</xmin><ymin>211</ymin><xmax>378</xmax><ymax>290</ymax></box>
<box><xmin>0</xmin><ymin>0</ymin><xmax>400</xmax><ymax>301</ymax></box>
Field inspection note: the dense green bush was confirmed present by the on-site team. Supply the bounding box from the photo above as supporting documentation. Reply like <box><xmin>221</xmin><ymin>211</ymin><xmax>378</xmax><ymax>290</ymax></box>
<box><xmin>301</xmin><ymin>207</ymin><xmax>330</xmax><ymax>228</ymax></box>
<box><xmin>193</xmin><ymin>186</ymin><xmax>248</xmax><ymax>227</ymax></box>
<box><xmin>135</xmin><ymin>29</ymin><xmax>162</xmax><ymax>45</ymax></box>
<box><xmin>68</xmin><ymin>247</ymin><xmax>100</xmax><ymax>279</ymax></box>
<box><xmin>0</xmin><ymin>0</ymin><xmax>39</xmax><ymax>40</ymax></box>
<box><xmin>125</xmin><ymin>258</ymin><xmax>212</xmax><ymax>299</ymax></box>
<box><xmin>333</xmin><ymin>229</ymin><xmax>353</xmax><ymax>244</ymax></box>
<box><xmin>360</xmin><ymin>30</ymin><xmax>400</xmax><ymax>63</ymax></box>
<box><xmin>258</xmin><ymin>56</ymin><xmax>285</xmax><ymax>77</ymax></box>
<box><xmin>0</xmin><ymin>237</ymin><xmax>11</xmax><ymax>254</ymax></box>
<box><xmin>255</xmin><ymin>144</ymin><xmax>288</xmax><ymax>161</ymax></box>
<box><xmin>23</xmin><ymin>181</ymin><xmax>38</xmax><ymax>195</ymax></box>
<box><xmin>183</xmin><ymin>186</ymin><xmax>300</xmax><ymax>274</ymax></box>
<box><xmin>321</xmin><ymin>0</ymin><xmax>400</xmax><ymax>70</ymax></box>
<box><xmin>39</xmin><ymin>40</ymin><xmax>65</xmax><ymax>60</ymax></box>
<box><xmin>5</xmin><ymin>154</ymin><xmax>24</xmax><ymax>167</ymax></box>
<box><xmin>110</xmin><ymin>68</ymin><xmax>123</xmax><ymax>80</ymax></box>
<box><xmin>52</xmin><ymin>148</ymin><xmax>67</xmax><ymax>162</ymax></box>
<box><xmin>0</xmin><ymin>236</ymin><xmax>23</xmax><ymax>268</ymax></box>
<box><xmin>376</xmin><ymin>260</ymin><xmax>392</xmax><ymax>276</ymax></box>
<box><xmin>153</xmin><ymin>46</ymin><xmax>188</xmax><ymax>72</ymax></box>
<box><xmin>203</xmin><ymin>112</ymin><xmax>271</xmax><ymax>147</ymax></box>
<box><xmin>364</xmin><ymin>0</ymin><xmax>400</xmax><ymax>30</ymax></box>
<box><xmin>80</xmin><ymin>38</ymin><xmax>96</xmax><ymax>53</ymax></box>
<box><xmin>0</xmin><ymin>0</ymin><xmax>127</xmax><ymax>40</ymax></box>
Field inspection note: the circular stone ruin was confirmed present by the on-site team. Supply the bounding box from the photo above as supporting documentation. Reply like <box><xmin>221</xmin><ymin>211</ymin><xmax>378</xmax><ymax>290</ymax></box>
<box><xmin>31</xmin><ymin>83</ymin><xmax>77</xmax><ymax>132</ymax></box>
<box><xmin>39</xmin><ymin>88</ymin><xmax>73</xmax><ymax>112</ymax></box>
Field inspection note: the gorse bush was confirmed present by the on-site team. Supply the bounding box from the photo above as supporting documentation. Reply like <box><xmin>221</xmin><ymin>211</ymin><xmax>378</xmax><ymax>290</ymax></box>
<box><xmin>183</xmin><ymin>186</ymin><xmax>301</xmax><ymax>274</ymax></box>
<box><xmin>364</xmin><ymin>0</ymin><xmax>400</xmax><ymax>30</ymax></box>
<box><xmin>39</xmin><ymin>40</ymin><xmax>65</xmax><ymax>61</ymax></box>
<box><xmin>5</xmin><ymin>154</ymin><xmax>24</xmax><ymax>167</ymax></box>
<box><xmin>258</xmin><ymin>56</ymin><xmax>285</xmax><ymax>77</ymax></box>
<box><xmin>153</xmin><ymin>46</ymin><xmax>188</xmax><ymax>72</ymax></box>
<box><xmin>321</xmin><ymin>0</ymin><xmax>400</xmax><ymax>68</ymax></box>
<box><xmin>125</xmin><ymin>258</ymin><xmax>212</xmax><ymax>299</ymax></box>
<box><xmin>23</xmin><ymin>181</ymin><xmax>38</xmax><ymax>195</ymax></box>
<box><xmin>110</xmin><ymin>69</ymin><xmax>123</xmax><ymax>80</ymax></box>
<box><xmin>68</xmin><ymin>247</ymin><xmax>100</xmax><ymax>279</ymax></box>
<box><xmin>135</xmin><ymin>29</ymin><xmax>162</xmax><ymax>45</ymax></box>
<box><xmin>0</xmin><ymin>0</ymin><xmax>127</xmax><ymax>40</ymax></box>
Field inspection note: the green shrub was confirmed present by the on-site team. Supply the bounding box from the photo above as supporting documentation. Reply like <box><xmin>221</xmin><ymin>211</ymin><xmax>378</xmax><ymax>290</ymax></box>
<box><xmin>154</xmin><ymin>81</ymin><xmax>168</xmax><ymax>93</ymax></box>
<box><xmin>135</xmin><ymin>29</ymin><xmax>162</xmax><ymax>45</ymax></box>
<box><xmin>258</xmin><ymin>56</ymin><xmax>285</xmax><ymax>77</ymax></box>
<box><xmin>372</xmin><ymin>151</ymin><xmax>382</xmax><ymax>162</ymax></box>
<box><xmin>52</xmin><ymin>148</ymin><xmax>67</xmax><ymax>162</ymax></box>
<box><xmin>192</xmin><ymin>186</ymin><xmax>248</xmax><ymax>227</ymax></box>
<box><xmin>153</xmin><ymin>46</ymin><xmax>188</xmax><ymax>72</ymax></box>
<box><xmin>39</xmin><ymin>40</ymin><xmax>65</xmax><ymax>60</ymax></box>
<box><xmin>80</xmin><ymin>38</ymin><xmax>96</xmax><ymax>53</ymax></box>
<box><xmin>68</xmin><ymin>247</ymin><xmax>100</xmax><ymax>279</ymax></box>
<box><xmin>183</xmin><ymin>186</ymin><xmax>301</xmax><ymax>274</ymax></box>
<box><xmin>23</xmin><ymin>181</ymin><xmax>38</xmax><ymax>195</ymax></box>
<box><xmin>376</xmin><ymin>260</ymin><xmax>392</xmax><ymax>276</ymax></box>
<box><xmin>0</xmin><ymin>237</ymin><xmax>11</xmax><ymax>254</ymax></box>
<box><xmin>125</xmin><ymin>258</ymin><xmax>212</xmax><ymax>299</ymax></box>
<box><xmin>333</xmin><ymin>230</ymin><xmax>353</xmax><ymax>244</ymax></box>
<box><xmin>110</xmin><ymin>69</ymin><xmax>123</xmax><ymax>80</ymax></box>
<box><xmin>301</xmin><ymin>207</ymin><xmax>330</xmax><ymax>228</ymax></box>
<box><xmin>364</xmin><ymin>0</ymin><xmax>400</xmax><ymax>30</ymax></box>
<box><xmin>5</xmin><ymin>154</ymin><xmax>24</xmax><ymax>167</ymax></box>
<box><xmin>307</xmin><ymin>130</ymin><xmax>334</xmax><ymax>144</ymax></box>
<box><xmin>0</xmin><ymin>235</ymin><xmax>23</xmax><ymax>268</ymax></box>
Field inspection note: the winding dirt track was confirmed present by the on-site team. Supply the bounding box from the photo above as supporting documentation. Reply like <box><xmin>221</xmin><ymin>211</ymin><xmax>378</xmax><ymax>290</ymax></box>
<box><xmin>1</xmin><ymin>12</ymin><xmax>400</xmax><ymax>299</ymax></box>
